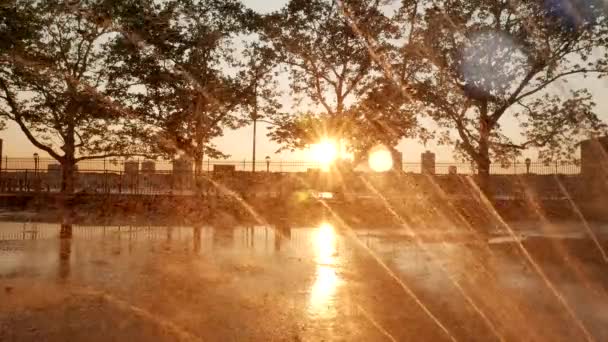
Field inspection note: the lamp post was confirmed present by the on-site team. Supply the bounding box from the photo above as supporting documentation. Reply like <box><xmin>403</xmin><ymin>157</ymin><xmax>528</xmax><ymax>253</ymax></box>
<box><xmin>33</xmin><ymin>153</ymin><xmax>39</xmax><ymax>192</ymax></box>
<box><xmin>265</xmin><ymin>156</ymin><xmax>270</xmax><ymax>173</ymax></box>
<box><xmin>525</xmin><ymin>158</ymin><xmax>531</xmax><ymax>175</ymax></box>
<box><xmin>33</xmin><ymin>153</ymin><xmax>39</xmax><ymax>175</ymax></box>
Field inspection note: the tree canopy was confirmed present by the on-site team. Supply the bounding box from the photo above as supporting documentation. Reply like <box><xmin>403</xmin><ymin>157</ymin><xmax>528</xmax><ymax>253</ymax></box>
<box><xmin>107</xmin><ymin>0</ymin><xmax>257</xmax><ymax>172</ymax></box>
<box><xmin>383</xmin><ymin>0</ymin><xmax>608</xmax><ymax>177</ymax></box>
<box><xmin>0</xmin><ymin>0</ymin><xmax>144</xmax><ymax>192</ymax></box>
<box><xmin>1</xmin><ymin>0</ymin><xmax>607</xmax><ymax>182</ymax></box>
<box><xmin>260</xmin><ymin>0</ymin><xmax>414</xmax><ymax>160</ymax></box>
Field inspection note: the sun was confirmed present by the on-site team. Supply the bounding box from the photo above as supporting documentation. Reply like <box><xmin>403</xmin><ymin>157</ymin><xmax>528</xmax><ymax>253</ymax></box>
<box><xmin>310</xmin><ymin>139</ymin><xmax>338</xmax><ymax>168</ymax></box>
<box><xmin>368</xmin><ymin>145</ymin><xmax>394</xmax><ymax>172</ymax></box>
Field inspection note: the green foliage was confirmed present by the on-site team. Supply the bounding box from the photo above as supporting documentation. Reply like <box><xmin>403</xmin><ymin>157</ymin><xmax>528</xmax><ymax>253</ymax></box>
<box><xmin>238</xmin><ymin>42</ymin><xmax>282</xmax><ymax>123</ymax></box>
<box><xmin>260</xmin><ymin>0</ymin><xmax>414</xmax><ymax>158</ymax></box>
<box><xmin>347</xmin><ymin>81</ymin><xmax>422</xmax><ymax>162</ymax></box>
<box><xmin>390</xmin><ymin>0</ymin><xmax>608</xmax><ymax>171</ymax></box>
<box><xmin>107</xmin><ymin>0</ymin><xmax>258</xmax><ymax>165</ymax></box>
<box><xmin>2</xmin><ymin>0</ymin><xmax>607</xmax><ymax>179</ymax></box>
<box><xmin>0</xmin><ymin>0</ymin><xmax>144</xmax><ymax>165</ymax></box>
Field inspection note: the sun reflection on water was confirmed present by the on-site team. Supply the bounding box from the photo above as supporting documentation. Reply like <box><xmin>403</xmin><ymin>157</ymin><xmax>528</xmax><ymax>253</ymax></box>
<box><xmin>308</xmin><ymin>222</ymin><xmax>342</xmax><ymax>319</ymax></box>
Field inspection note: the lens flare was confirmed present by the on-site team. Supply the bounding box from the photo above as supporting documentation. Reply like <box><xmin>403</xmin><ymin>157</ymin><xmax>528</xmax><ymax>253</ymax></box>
<box><xmin>368</xmin><ymin>145</ymin><xmax>393</xmax><ymax>172</ymax></box>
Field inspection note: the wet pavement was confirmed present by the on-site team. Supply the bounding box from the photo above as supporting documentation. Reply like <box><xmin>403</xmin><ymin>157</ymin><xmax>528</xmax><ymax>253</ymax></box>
<box><xmin>2</xmin><ymin>221</ymin><xmax>608</xmax><ymax>341</ymax></box>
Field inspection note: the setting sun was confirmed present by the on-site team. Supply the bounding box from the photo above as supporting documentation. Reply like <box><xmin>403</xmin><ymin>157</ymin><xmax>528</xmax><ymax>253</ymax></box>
<box><xmin>309</xmin><ymin>139</ymin><xmax>338</xmax><ymax>168</ymax></box>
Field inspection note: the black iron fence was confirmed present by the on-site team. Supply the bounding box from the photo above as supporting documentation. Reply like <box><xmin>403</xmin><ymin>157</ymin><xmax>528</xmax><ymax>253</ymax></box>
<box><xmin>0</xmin><ymin>157</ymin><xmax>582</xmax><ymax>175</ymax></box>
<box><xmin>0</xmin><ymin>156</ymin><xmax>583</xmax><ymax>195</ymax></box>
<box><xmin>0</xmin><ymin>157</ymin><xmax>323</xmax><ymax>173</ymax></box>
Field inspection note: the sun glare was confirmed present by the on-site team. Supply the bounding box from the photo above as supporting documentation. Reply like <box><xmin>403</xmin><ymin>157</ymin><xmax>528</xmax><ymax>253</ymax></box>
<box><xmin>368</xmin><ymin>145</ymin><xmax>394</xmax><ymax>172</ymax></box>
<box><xmin>309</xmin><ymin>222</ymin><xmax>340</xmax><ymax>319</ymax></box>
<box><xmin>310</xmin><ymin>139</ymin><xmax>338</xmax><ymax>168</ymax></box>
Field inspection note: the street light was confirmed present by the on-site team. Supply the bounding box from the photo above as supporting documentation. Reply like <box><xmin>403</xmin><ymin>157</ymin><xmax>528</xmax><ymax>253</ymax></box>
<box><xmin>265</xmin><ymin>156</ymin><xmax>271</xmax><ymax>173</ymax></box>
<box><xmin>525</xmin><ymin>158</ymin><xmax>531</xmax><ymax>175</ymax></box>
<box><xmin>33</xmin><ymin>153</ymin><xmax>39</xmax><ymax>174</ymax></box>
<box><xmin>33</xmin><ymin>152</ymin><xmax>40</xmax><ymax>192</ymax></box>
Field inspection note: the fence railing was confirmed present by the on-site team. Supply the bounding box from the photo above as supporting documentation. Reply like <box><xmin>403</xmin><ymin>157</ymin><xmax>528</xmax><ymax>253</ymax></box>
<box><xmin>0</xmin><ymin>157</ymin><xmax>582</xmax><ymax>175</ymax></box>
<box><xmin>0</xmin><ymin>157</ymin><xmax>324</xmax><ymax>173</ymax></box>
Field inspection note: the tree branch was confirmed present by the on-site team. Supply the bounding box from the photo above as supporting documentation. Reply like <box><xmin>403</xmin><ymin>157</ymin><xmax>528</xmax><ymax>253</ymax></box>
<box><xmin>0</xmin><ymin>78</ymin><xmax>63</xmax><ymax>160</ymax></box>
<box><xmin>515</xmin><ymin>68</ymin><xmax>606</xmax><ymax>103</ymax></box>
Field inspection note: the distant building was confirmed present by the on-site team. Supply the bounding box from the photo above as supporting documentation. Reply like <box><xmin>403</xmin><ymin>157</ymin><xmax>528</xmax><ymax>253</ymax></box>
<box><xmin>580</xmin><ymin>137</ymin><xmax>608</xmax><ymax>177</ymax></box>
<box><xmin>124</xmin><ymin>160</ymin><xmax>139</xmax><ymax>175</ymax></box>
<box><xmin>48</xmin><ymin>163</ymin><xmax>61</xmax><ymax>174</ymax></box>
<box><xmin>213</xmin><ymin>164</ymin><xmax>235</xmax><ymax>173</ymax></box>
<box><xmin>47</xmin><ymin>163</ymin><xmax>79</xmax><ymax>187</ymax></box>
<box><xmin>172</xmin><ymin>157</ymin><xmax>192</xmax><ymax>174</ymax></box>
<box><xmin>141</xmin><ymin>160</ymin><xmax>156</xmax><ymax>174</ymax></box>
<box><xmin>172</xmin><ymin>157</ymin><xmax>193</xmax><ymax>189</ymax></box>
<box><xmin>393</xmin><ymin>151</ymin><xmax>403</xmax><ymax>171</ymax></box>
<box><xmin>421</xmin><ymin>151</ymin><xmax>436</xmax><ymax>175</ymax></box>
<box><xmin>47</xmin><ymin>163</ymin><xmax>79</xmax><ymax>174</ymax></box>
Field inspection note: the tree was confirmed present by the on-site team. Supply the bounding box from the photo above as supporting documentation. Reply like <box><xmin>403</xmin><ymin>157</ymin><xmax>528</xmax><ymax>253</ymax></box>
<box><xmin>0</xmin><ymin>0</ymin><xmax>143</xmax><ymax>194</ymax></box>
<box><xmin>261</xmin><ymin>0</ymin><xmax>397</xmax><ymax>156</ymax></box>
<box><xmin>347</xmin><ymin>81</ymin><xmax>423</xmax><ymax>166</ymax></box>
<box><xmin>389</xmin><ymin>0</ymin><xmax>608</xmax><ymax>191</ymax></box>
<box><xmin>238</xmin><ymin>42</ymin><xmax>282</xmax><ymax>171</ymax></box>
<box><xmin>108</xmin><ymin>0</ymin><xmax>255</xmax><ymax>175</ymax></box>
<box><xmin>0</xmin><ymin>0</ymin><xmax>40</xmax><ymax>132</ymax></box>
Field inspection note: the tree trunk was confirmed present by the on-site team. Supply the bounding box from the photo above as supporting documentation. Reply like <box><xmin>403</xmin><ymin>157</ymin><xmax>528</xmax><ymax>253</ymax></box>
<box><xmin>193</xmin><ymin>135</ymin><xmax>204</xmax><ymax>176</ymax></box>
<box><xmin>477</xmin><ymin>101</ymin><xmax>492</xmax><ymax>196</ymax></box>
<box><xmin>59</xmin><ymin>158</ymin><xmax>76</xmax><ymax>225</ymax></box>
<box><xmin>476</xmin><ymin>154</ymin><xmax>491</xmax><ymax>195</ymax></box>
<box><xmin>193</xmin><ymin>152</ymin><xmax>204</xmax><ymax>194</ymax></box>
<box><xmin>194</xmin><ymin>153</ymin><xmax>203</xmax><ymax>176</ymax></box>
<box><xmin>193</xmin><ymin>122</ymin><xmax>205</xmax><ymax>176</ymax></box>
<box><xmin>61</xmin><ymin>160</ymin><xmax>76</xmax><ymax>195</ymax></box>
<box><xmin>62</xmin><ymin>113</ymin><xmax>77</xmax><ymax>195</ymax></box>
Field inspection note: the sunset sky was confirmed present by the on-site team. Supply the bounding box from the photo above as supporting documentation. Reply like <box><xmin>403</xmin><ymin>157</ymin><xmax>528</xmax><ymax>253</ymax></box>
<box><xmin>1</xmin><ymin>0</ymin><xmax>607</xmax><ymax>163</ymax></box>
